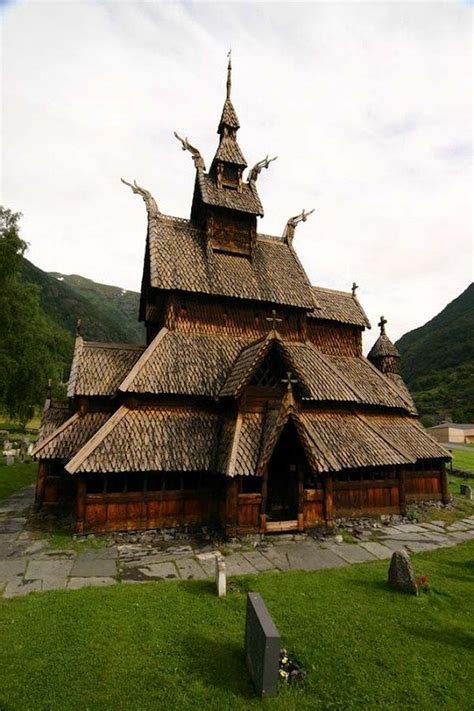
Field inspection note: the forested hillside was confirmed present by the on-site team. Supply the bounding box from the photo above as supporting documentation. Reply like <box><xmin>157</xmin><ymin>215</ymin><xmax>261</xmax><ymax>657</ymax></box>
<box><xmin>396</xmin><ymin>283</ymin><xmax>474</xmax><ymax>422</ymax></box>
<box><xmin>1</xmin><ymin>205</ymin><xmax>144</xmax><ymax>423</ymax></box>
<box><xmin>21</xmin><ymin>261</ymin><xmax>143</xmax><ymax>344</ymax></box>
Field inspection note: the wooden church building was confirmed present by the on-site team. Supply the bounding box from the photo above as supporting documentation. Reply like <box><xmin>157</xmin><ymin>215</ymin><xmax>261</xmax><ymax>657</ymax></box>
<box><xmin>33</xmin><ymin>59</ymin><xmax>449</xmax><ymax>535</ymax></box>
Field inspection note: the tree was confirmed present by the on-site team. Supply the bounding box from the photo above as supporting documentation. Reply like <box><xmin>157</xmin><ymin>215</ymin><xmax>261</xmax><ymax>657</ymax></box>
<box><xmin>0</xmin><ymin>206</ymin><xmax>71</xmax><ymax>425</ymax></box>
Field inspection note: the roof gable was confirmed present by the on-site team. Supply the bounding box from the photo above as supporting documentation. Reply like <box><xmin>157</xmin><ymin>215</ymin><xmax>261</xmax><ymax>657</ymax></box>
<box><xmin>309</xmin><ymin>287</ymin><xmax>371</xmax><ymax>328</ymax></box>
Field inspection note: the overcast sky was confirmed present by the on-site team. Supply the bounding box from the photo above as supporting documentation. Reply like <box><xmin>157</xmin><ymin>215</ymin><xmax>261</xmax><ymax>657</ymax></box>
<box><xmin>1</xmin><ymin>0</ymin><xmax>472</xmax><ymax>346</ymax></box>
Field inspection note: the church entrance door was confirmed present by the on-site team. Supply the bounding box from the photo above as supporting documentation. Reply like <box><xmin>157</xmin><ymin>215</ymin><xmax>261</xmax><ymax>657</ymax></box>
<box><xmin>265</xmin><ymin>421</ymin><xmax>302</xmax><ymax>531</ymax></box>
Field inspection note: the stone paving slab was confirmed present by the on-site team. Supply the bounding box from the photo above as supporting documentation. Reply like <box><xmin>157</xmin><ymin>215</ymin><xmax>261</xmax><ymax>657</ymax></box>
<box><xmin>446</xmin><ymin>522</ymin><xmax>470</xmax><ymax>532</ymax></box>
<box><xmin>34</xmin><ymin>549</ymin><xmax>76</xmax><ymax>560</ymax></box>
<box><xmin>447</xmin><ymin>530</ymin><xmax>474</xmax><ymax>542</ymax></box>
<box><xmin>70</xmin><ymin>556</ymin><xmax>117</xmax><ymax>578</ymax></box>
<box><xmin>393</xmin><ymin>523</ymin><xmax>428</xmax><ymax>533</ymax></box>
<box><xmin>42</xmin><ymin>576</ymin><xmax>68</xmax><ymax>591</ymax></box>
<box><xmin>328</xmin><ymin>543</ymin><xmax>376</xmax><ymax>564</ymax></box>
<box><xmin>4</xmin><ymin>578</ymin><xmax>42</xmax><ymax>598</ymax></box>
<box><xmin>359</xmin><ymin>542</ymin><xmax>393</xmax><ymax>560</ymax></box>
<box><xmin>223</xmin><ymin>553</ymin><xmax>257</xmax><ymax>576</ymax></box>
<box><xmin>419</xmin><ymin>523</ymin><xmax>448</xmax><ymax>533</ymax></box>
<box><xmin>260</xmin><ymin>547</ymin><xmax>290</xmax><ymax>571</ymax></box>
<box><xmin>138</xmin><ymin>562</ymin><xmax>179</xmax><ymax>580</ymax></box>
<box><xmin>287</xmin><ymin>544</ymin><xmax>348</xmax><ymax>571</ymax></box>
<box><xmin>25</xmin><ymin>559</ymin><xmax>73</xmax><ymax>581</ymax></box>
<box><xmin>242</xmin><ymin>550</ymin><xmax>275</xmax><ymax>572</ymax></box>
<box><xmin>0</xmin><ymin>558</ymin><xmax>27</xmax><ymax>582</ymax></box>
<box><xmin>378</xmin><ymin>540</ymin><xmax>409</xmax><ymax>553</ymax></box>
<box><xmin>73</xmin><ymin>547</ymin><xmax>118</xmax><ymax>560</ymax></box>
<box><xmin>175</xmin><ymin>558</ymin><xmax>207</xmax><ymax>580</ymax></box>
<box><xmin>68</xmin><ymin>577</ymin><xmax>116</xmax><ymax>590</ymax></box>
<box><xmin>405</xmin><ymin>541</ymin><xmax>441</xmax><ymax>553</ymax></box>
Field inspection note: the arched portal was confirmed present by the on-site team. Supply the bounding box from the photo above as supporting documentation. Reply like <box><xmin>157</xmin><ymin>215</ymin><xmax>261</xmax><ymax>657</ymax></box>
<box><xmin>265</xmin><ymin>419</ymin><xmax>311</xmax><ymax>529</ymax></box>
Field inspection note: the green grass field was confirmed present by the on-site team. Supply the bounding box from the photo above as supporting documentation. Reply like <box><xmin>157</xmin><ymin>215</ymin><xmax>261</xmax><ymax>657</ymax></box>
<box><xmin>0</xmin><ymin>543</ymin><xmax>473</xmax><ymax>710</ymax></box>
<box><xmin>0</xmin><ymin>461</ymin><xmax>37</xmax><ymax>501</ymax></box>
<box><xmin>451</xmin><ymin>448</ymin><xmax>474</xmax><ymax>473</ymax></box>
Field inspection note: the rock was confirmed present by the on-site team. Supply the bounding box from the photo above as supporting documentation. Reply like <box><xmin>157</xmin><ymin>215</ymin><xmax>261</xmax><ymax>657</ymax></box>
<box><xmin>334</xmin><ymin>534</ymin><xmax>343</xmax><ymax>544</ymax></box>
<box><xmin>388</xmin><ymin>550</ymin><xmax>417</xmax><ymax>595</ymax></box>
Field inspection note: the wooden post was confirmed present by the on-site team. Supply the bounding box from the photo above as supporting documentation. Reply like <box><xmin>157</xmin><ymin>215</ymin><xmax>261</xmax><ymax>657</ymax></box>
<box><xmin>34</xmin><ymin>461</ymin><xmax>47</xmax><ymax>510</ymax></box>
<box><xmin>75</xmin><ymin>477</ymin><xmax>86</xmax><ymax>534</ymax></box>
<box><xmin>297</xmin><ymin>467</ymin><xmax>304</xmax><ymax>531</ymax></box>
<box><xmin>324</xmin><ymin>474</ymin><xmax>334</xmax><ymax>528</ymax></box>
<box><xmin>260</xmin><ymin>470</ymin><xmax>268</xmax><ymax>532</ymax></box>
<box><xmin>440</xmin><ymin>461</ymin><xmax>449</xmax><ymax>504</ymax></box>
<box><xmin>399</xmin><ymin>467</ymin><xmax>407</xmax><ymax>515</ymax></box>
<box><xmin>225</xmin><ymin>478</ymin><xmax>239</xmax><ymax>536</ymax></box>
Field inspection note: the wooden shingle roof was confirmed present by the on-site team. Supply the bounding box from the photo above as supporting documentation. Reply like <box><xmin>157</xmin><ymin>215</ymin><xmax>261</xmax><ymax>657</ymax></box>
<box><xmin>368</xmin><ymin>333</ymin><xmax>400</xmax><ymax>359</ymax></box>
<box><xmin>120</xmin><ymin>328</ymin><xmax>249</xmax><ymax>396</ymax></box>
<box><xmin>147</xmin><ymin>214</ymin><xmax>314</xmax><ymax>308</ymax></box>
<box><xmin>66</xmin><ymin>406</ymin><xmax>220</xmax><ymax>474</ymax></box>
<box><xmin>197</xmin><ymin>172</ymin><xmax>262</xmax><ymax>214</ymax></box>
<box><xmin>309</xmin><ymin>287</ymin><xmax>370</xmax><ymax>328</ymax></box>
<box><xmin>33</xmin><ymin>411</ymin><xmax>110</xmax><ymax>460</ymax></box>
<box><xmin>67</xmin><ymin>338</ymin><xmax>145</xmax><ymax>397</ymax></box>
<box><xmin>37</xmin><ymin>402</ymin><xmax>70</xmax><ymax>444</ymax></box>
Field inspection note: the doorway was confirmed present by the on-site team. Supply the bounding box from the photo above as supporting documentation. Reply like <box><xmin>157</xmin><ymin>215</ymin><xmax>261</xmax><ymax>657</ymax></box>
<box><xmin>266</xmin><ymin>421</ymin><xmax>304</xmax><ymax>523</ymax></box>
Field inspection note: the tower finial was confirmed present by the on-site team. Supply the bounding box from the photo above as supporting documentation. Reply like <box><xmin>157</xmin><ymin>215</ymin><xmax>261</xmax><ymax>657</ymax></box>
<box><xmin>352</xmin><ymin>282</ymin><xmax>358</xmax><ymax>297</ymax></box>
<box><xmin>76</xmin><ymin>318</ymin><xmax>82</xmax><ymax>337</ymax></box>
<box><xmin>378</xmin><ymin>315</ymin><xmax>387</xmax><ymax>335</ymax></box>
<box><xmin>226</xmin><ymin>49</ymin><xmax>232</xmax><ymax>99</ymax></box>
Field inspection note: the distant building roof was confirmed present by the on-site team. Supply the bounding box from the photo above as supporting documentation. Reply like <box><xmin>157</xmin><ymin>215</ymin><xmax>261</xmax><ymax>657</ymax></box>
<box><xmin>428</xmin><ymin>423</ymin><xmax>474</xmax><ymax>430</ymax></box>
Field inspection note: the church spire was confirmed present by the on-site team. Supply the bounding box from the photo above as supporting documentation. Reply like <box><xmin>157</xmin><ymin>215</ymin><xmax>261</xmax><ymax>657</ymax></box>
<box><xmin>226</xmin><ymin>50</ymin><xmax>232</xmax><ymax>100</ymax></box>
<box><xmin>367</xmin><ymin>316</ymin><xmax>401</xmax><ymax>374</ymax></box>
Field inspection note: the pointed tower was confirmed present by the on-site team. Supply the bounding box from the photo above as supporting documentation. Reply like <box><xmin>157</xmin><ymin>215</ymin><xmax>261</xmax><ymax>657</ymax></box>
<box><xmin>188</xmin><ymin>56</ymin><xmax>264</xmax><ymax>256</ymax></box>
<box><xmin>367</xmin><ymin>316</ymin><xmax>401</xmax><ymax>374</ymax></box>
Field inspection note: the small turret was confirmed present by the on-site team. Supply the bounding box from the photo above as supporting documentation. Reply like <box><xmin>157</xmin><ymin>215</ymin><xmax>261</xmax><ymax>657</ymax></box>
<box><xmin>368</xmin><ymin>316</ymin><xmax>401</xmax><ymax>374</ymax></box>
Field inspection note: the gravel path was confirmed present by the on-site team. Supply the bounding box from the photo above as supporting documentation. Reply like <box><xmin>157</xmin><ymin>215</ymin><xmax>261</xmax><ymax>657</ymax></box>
<box><xmin>1</xmin><ymin>486</ymin><xmax>473</xmax><ymax>598</ymax></box>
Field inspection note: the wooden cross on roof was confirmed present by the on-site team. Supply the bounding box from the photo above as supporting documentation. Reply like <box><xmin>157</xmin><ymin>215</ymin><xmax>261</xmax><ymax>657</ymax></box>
<box><xmin>281</xmin><ymin>371</ymin><xmax>298</xmax><ymax>392</ymax></box>
<box><xmin>76</xmin><ymin>318</ymin><xmax>82</xmax><ymax>337</ymax></box>
<box><xmin>266</xmin><ymin>309</ymin><xmax>282</xmax><ymax>332</ymax></box>
<box><xmin>352</xmin><ymin>282</ymin><xmax>358</xmax><ymax>297</ymax></box>
<box><xmin>378</xmin><ymin>315</ymin><xmax>387</xmax><ymax>335</ymax></box>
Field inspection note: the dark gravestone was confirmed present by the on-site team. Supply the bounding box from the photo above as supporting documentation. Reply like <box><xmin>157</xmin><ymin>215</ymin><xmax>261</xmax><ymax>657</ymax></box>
<box><xmin>245</xmin><ymin>592</ymin><xmax>281</xmax><ymax>697</ymax></box>
<box><xmin>388</xmin><ymin>550</ymin><xmax>417</xmax><ymax>595</ymax></box>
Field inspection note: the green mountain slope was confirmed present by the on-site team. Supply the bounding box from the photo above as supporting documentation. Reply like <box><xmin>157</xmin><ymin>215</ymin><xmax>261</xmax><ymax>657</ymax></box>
<box><xmin>396</xmin><ymin>283</ymin><xmax>474</xmax><ymax>421</ymax></box>
<box><xmin>21</xmin><ymin>259</ymin><xmax>144</xmax><ymax>344</ymax></box>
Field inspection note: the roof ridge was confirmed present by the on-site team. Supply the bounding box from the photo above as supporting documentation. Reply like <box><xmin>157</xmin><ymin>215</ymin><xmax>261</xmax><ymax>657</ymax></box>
<box><xmin>312</xmin><ymin>285</ymin><xmax>353</xmax><ymax>297</ymax></box>
<box><xmin>65</xmin><ymin>406</ymin><xmax>129</xmax><ymax>474</ymax></box>
<box><xmin>119</xmin><ymin>327</ymin><xmax>169</xmax><ymax>392</ymax></box>
<box><xmin>32</xmin><ymin>412</ymin><xmax>79</xmax><ymax>457</ymax></box>
<box><xmin>84</xmin><ymin>342</ymin><xmax>145</xmax><ymax>351</ymax></box>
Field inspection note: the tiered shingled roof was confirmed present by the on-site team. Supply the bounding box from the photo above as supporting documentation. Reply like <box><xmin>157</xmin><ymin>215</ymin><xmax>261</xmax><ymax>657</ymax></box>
<box><xmin>146</xmin><ymin>215</ymin><xmax>314</xmax><ymax>307</ymax></box>
<box><xmin>309</xmin><ymin>287</ymin><xmax>371</xmax><ymax>327</ymax></box>
<box><xmin>65</xmin><ymin>329</ymin><xmax>416</xmax><ymax>412</ymax></box>
<box><xmin>196</xmin><ymin>172</ymin><xmax>262</xmax><ymax>214</ymax></box>
<box><xmin>68</xmin><ymin>339</ymin><xmax>144</xmax><ymax>397</ymax></box>
<box><xmin>63</xmin><ymin>404</ymin><xmax>447</xmax><ymax>477</ymax></box>
<box><xmin>33</xmin><ymin>411</ymin><xmax>110</xmax><ymax>460</ymax></box>
<box><xmin>66</xmin><ymin>406</ymin><xmax>220</xmax><ymax>474</ymax></box>
<box><xmin>37</xmin><ymin>402</ymin><xmax>70</xmax><ymax>443</ymax></box>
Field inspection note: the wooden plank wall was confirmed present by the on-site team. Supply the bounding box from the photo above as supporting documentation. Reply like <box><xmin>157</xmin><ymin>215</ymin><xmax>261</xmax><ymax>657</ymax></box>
<box><xmin>79</xmin><ymin>489</ymin><xmax>218</xmax><ymax>533</ymax></box>
<box><xmin>405</xmin><ymin>470</ymin><xmax>442</xmax><ymax>502</ymax></box>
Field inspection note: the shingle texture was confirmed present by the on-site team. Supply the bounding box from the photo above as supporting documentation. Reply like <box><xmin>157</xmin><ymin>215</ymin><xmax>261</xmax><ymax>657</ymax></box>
<box><xmin>368</xmin><ymin>334</ymin><xmax>400</xmax><ymax>359</ymax></box>
<box><xmin>120</xmin><ymin>329</ymin><xmax>249</xmax><ymax>396</ymax></box>
<box><xmin>197</xmin><ymin>172</ymin><xmax>262</xmax><ymax>215</ymax></box>
<box><xmin>68</xmin><ymin>339</ymin><xmax>145</xmax><ymax>397</ymax></box>
<box><xmin>147</xmin><ymin>215</ymin><xmax>315</xmax><ymax>308</ymax></box>
<box><xmin>361</xmin><ymin>414</ymin><xmax>449</xmax><ymax>461</ymax></box>
<box><xmin>33</xmin><ymin>412</ymin><xmax>110</xmax><ymax>460</ymax></box>
<box><xmin>214</xmin><ymin>136</ymin><xmax>247</xmax><ymax>166</ymax></box>
<box><xmin>309</xmin><ymin>287</ymin><xmax>370</xmax><ymax>328</ymax></box>
<box><xmin>66</xmin><ymin>406</ymin><xmax>220</xmax><ymax>474</ymax></box>
<box><xmin>220</xmin><ymin>337</ymin><xmax>271</xmax><ymax>397</ymax></box>
<box><xmin>219</xmin><ymin>98</ymin><xmax>240</xmax><ymax>130</ymax></box>
<box><xmin>37</xmin><ymin>403</ymin><xmax>70</xmax><ymax>444</ymax></box>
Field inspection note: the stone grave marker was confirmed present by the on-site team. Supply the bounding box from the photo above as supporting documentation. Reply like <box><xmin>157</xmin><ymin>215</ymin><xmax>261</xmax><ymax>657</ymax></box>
<box><xmin>215</xmin><ymin>555</ymin><xmax>226</xmax><ymax>597</ymax></box>
<box><xmin>460</xmin><ymin>483</ymin><xmax>473</xmax><ymax>500</ymax></box>
<box><xmin>388</xmin><ymin>550</ymin><xmax>417</xmax><ymax>595</ymax></box>
<box><xmin>245</xmin><ymin>592</ymin><xmax>280</xmax><ymax>697</ymax></box>
<box><xmin>6</xmin><ymin>454</ymin><xmax>15</xmax><ymax>466</ymax></box>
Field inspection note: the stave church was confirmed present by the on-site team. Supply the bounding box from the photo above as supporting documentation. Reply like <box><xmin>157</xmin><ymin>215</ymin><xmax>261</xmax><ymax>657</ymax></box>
<box><xmin>33</xmin><ymin>58</ymin><xmax>449</xmax><ymax>535</ymax></box>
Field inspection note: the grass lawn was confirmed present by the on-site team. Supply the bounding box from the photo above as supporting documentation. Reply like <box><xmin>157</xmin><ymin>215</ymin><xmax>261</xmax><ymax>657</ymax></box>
<box><xmin>1</xmin><ymin>543</ymin><xmax>473</xmax><ymax>711</ymax></box>
<box><xmin>0</xmin><ymin>461</ymin><xmax>37</xmax><ymax>501</ymax></box>
<box><xmin>450</xmin><ymin>448</ymin><xmax>474</xmax><ymax>473</ymax></box>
